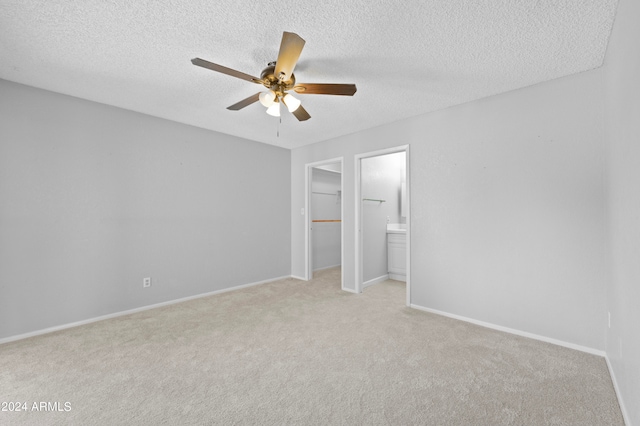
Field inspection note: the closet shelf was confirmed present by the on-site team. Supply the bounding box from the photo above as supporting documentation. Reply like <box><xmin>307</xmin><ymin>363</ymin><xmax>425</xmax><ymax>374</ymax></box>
<box><xmin>312</xmin><ymin>220</ymin><xmax>341</xmax><ymax>223</ymax></box>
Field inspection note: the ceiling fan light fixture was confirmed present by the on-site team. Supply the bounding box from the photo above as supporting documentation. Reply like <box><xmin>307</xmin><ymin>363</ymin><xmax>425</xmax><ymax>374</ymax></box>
<box><xmin>282</xmin><ymin>93</ymin><xmax>301</xmax><ymax>112</ymax></box>
<box><xmin>266</xmin><ymin>100</ymin><xmax>280</xmax><ymax>117</ymax></box>
<box><xmin>259</xmin><ymin>90</ymin><xmax>276</xmax><ymax>107</ymax></box>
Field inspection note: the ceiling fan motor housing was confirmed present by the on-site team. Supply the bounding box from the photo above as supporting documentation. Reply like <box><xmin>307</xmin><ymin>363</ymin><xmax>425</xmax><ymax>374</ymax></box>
<box><xmin>260</xmin><ymin>63</ymin><xmax>295</xmax><ymax>95</ymax></box>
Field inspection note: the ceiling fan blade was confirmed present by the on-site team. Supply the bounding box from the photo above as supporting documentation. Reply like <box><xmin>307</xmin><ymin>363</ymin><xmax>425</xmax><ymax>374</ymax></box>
<box><xmin>191</xmin><ymin>58</ymin><xmax>260</xmax><ymax>83</ymax></box>
<box><xmin>274</xmin><ymin>32</ymin><xmax>305</xmax><ymax>82</ymax></box>
<box><xmin>293</xmin><ymin>83</ymin><xmax>357</xmax><ymax>96</ymax></box>
<box><xmin>291</xmin><ymin>104</ymin><xmax>311</xmax><ymax>121</ymax></box>
<box><xmin>227</xmin><ymin>93</ymin><xmax>261</xmax><ymax>110</ymax></box>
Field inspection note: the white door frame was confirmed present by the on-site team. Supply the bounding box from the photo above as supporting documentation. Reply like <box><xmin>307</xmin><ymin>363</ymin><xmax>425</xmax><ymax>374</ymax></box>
<box><xmin>305</xmin><ymin>157</ymin><xmax>344</xmax><ymax>289</ymax></box>
<box><xmin>355</xmin><ymin>145</ymin><xmax>411</xmax><ymax>306</ymax></box>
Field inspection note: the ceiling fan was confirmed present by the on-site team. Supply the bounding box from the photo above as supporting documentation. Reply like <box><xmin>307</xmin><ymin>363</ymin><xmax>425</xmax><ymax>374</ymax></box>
<box><xmin>191</xmin><ymin>31</ymin><xmax>357</xmax><ymax>121</ymax></box>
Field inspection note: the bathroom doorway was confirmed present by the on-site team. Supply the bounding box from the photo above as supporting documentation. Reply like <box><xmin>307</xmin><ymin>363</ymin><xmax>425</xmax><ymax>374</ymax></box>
<box><xmin>305</xmin><ymin>158</ymin><xmax>344</xmax><ymax>288</ymax></box>
<box><xmin>355</xmin><ymin>146</ymin><xmax>410</xmax><ymax>305</ymax></box>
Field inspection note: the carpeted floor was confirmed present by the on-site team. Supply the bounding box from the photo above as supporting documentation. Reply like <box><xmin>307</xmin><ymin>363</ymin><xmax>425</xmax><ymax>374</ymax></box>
<box><xmin>0</xmin><ymin>268</ymin><xmax>624</xmax><ymax>425</ymax></box>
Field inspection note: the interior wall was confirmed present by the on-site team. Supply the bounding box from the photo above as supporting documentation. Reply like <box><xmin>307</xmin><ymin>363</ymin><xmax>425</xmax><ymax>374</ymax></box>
<box><xmin>361</xmin><ymin>152</ymin><xmax>405</xmax><ymax>283</ymax></box>
<box><xmin>0</xmin><ymin>80</ymin><xmax>291</xmax><ymax>340</ymax></box>
<box><xmin>292</xmin><ymin>68</ymin><xmax>607</xmax><ymax>351</ymax></box>
<box><xmin>603</xmin><ymin>0</ymin><xmax>640</xmax><ymax>422</ymax></box>
<box><xmin>311</xmin><ymin>168</ymin><xmax>341</xmax><ymax>271</ymax></box>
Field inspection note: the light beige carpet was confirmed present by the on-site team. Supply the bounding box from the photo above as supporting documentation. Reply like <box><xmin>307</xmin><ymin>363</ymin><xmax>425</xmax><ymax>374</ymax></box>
<box><xmin>0</xmin><ymin>268</ymin><xmax>624</xmax><ymax>425</ymax></box>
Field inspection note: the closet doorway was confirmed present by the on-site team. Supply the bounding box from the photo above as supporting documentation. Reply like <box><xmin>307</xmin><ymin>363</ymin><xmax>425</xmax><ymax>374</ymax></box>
<box><xmin>305</xmin><ymin>158</ymin><xmax>344</xmax><ymax>288</ymax></box>
<box><xmin>355</xmin><ymin>146</ymin><xmax>410</xmax><ymax>305</ymax></box>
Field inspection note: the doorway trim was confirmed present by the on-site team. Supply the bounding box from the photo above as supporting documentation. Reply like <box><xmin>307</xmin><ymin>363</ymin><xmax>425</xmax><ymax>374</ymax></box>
<box><xmin>304</xmin><ymin>157</ymin><xmax>344</xmax><ymax>290</ymax></box>
<box><xmin>355</xmin><ymin>145</ymin><xmax>411</xmax><ymax>306</ymax></box>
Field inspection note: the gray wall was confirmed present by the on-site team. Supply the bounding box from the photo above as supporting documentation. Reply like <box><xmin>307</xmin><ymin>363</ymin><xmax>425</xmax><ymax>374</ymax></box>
<box><xmin>604</xmin><ymin>0</ymin><xmax>640</xmax><ymax>422</ymax></box>
<box><xmin>0</xmin><ymin>80</ymin><xmax>291</xmax><ymax>340</ymax></box>
<box><xmin>292</xmin><ymin>69</ymin><xmax>607</xmax><ymax>351</ymax></box>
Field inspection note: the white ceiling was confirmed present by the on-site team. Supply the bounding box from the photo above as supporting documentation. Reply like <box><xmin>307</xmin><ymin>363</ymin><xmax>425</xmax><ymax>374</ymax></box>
<box><xmin>0</xmin><ymin>0</ymin><xmax>618</xmax><ymax>149</ymax></box>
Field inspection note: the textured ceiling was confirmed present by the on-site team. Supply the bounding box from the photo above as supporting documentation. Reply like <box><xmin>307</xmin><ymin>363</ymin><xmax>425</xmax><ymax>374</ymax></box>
<box><xmin>0</xmin><ymin>0</ymin><xmax>618</xmax><ymax>149</ymax></box>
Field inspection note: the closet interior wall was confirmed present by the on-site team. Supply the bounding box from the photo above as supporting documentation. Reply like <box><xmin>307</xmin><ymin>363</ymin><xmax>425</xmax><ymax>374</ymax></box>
<box><xmin>311</xmin><ymin>168</ymin><xmax>342</xmax><ymax>272</ymax></box>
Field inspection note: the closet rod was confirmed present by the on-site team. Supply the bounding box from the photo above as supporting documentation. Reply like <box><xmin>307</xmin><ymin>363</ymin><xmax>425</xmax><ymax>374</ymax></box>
<box><xmin>362</xmin><ymin>198</ymin><xmax>386</xmax><ymax>203</ymax></box>
<box><xmin>312</xmin><ymin>191</ymin><xmax>339</xmax><ymax>196</ymax></box>
<box><xmin>312</xmin><ymin>219</ymin><xmax>341</xmax><ymax>223</ymax></box>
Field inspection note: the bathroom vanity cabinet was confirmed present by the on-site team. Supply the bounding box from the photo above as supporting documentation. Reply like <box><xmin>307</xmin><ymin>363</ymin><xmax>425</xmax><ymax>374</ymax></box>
<box><xmin>387</xmin><ymin>225</ymin><xmax>406</xmax><ymax>282</ymax></box>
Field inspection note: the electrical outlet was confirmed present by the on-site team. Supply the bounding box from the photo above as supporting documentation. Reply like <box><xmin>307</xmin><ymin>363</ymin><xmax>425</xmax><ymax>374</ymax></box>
<box><xmin>143</xmin><ymin>277</ymin><xmax>151</xmax><ymax>288</ymax></box>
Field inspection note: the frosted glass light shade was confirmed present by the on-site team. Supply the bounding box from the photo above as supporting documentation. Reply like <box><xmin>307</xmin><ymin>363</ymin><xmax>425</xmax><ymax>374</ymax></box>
<box><xmin>266</xmin><ymin>101</ymin><xmax>280</xmax><ymax>117</ymax></box>
<box><xmin>283</xmin><ymin>93</ymin><xmax>301</xmax><ymax>112</ymax></box>
<box><xmin>259</xmin><ymin>91</ymin><xmax>276</xmax><ymax>107</ymax></box>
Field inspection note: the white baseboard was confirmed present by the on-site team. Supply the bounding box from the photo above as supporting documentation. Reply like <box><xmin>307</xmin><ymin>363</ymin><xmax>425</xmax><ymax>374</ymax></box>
<box><xmin>313</xmin><ymin>263</ymin><xmax>341</xmax><ymax>272</ymax></box>
<box><xmin>363</xmin><ymin>274</ymin><xmax>389</xmax><ymax>289</ymax></box>
<box><xmin>389</xmin><ymin>273</ymin><xmax>406</xmax><ymax>282</ymax></box>
<box><xmin>410</xmin><ymin>304</ymin><xmax>606</xmax><ymax>357</ymax></box>
<box><xmin>290</xmin><ymin>275</ymin><xmax>307</xmax><ymax>281</ymax></box>
<box><xmin>0</xmin><ymin>275</ymin><xmax>293</xmax><ymax>346</ymax></box>
<box><xmin>605</xmin><ymin>355</ymin><xmax>631</xmax><ymax>426</ymax></box>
